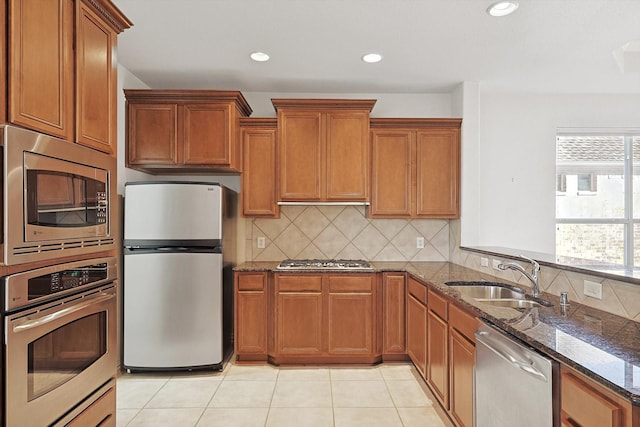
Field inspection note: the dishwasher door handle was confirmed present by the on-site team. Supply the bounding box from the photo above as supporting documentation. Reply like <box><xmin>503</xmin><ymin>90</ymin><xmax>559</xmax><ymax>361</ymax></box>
<box><xmin>475</xmin><ymin>330</ymin><xmax>549</xmax><ymax>382</ymax></box>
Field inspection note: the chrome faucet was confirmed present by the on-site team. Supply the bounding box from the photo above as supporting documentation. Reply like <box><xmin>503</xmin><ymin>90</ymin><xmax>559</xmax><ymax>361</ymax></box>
<box><xmin>498</xmin><ymin>255</ymin><xmax>541</xmax><ymax>297</ymax></box>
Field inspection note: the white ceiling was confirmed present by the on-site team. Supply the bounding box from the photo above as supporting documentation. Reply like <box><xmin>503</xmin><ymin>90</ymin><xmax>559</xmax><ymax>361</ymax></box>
<box><xmin>112</xmin><ymin>0</ymin><xmax>640</xmax><ymax>94</ymax></box>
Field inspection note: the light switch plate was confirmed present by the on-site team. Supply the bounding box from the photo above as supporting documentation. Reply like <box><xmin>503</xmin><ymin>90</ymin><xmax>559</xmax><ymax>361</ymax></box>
<box><xmin>584</xmin><ymin>280</ymin><xmax>602</xmax><ymax>299</ymax></box>
<box><xmin>257</xmin><ymin>236</ymin><xmax>266</xmax><ymax>249</ymax></box>
<box><xmin>481</xmin><ymin>257</ymin><xmax>489</xmax><ymax>267</ymax></box>
<box><xmin>416</xmin><ymin>237</ymin><xmax>425</xmax><ymax>249</ymax></box>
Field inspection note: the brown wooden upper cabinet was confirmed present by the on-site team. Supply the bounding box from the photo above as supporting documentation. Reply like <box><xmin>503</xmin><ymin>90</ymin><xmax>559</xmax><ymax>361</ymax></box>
<box><xmin>125</xmin><ymin>90</ymin><xmax>253</xmax><ymax>173</ymax></box>
<box><xmin>6</xmin><ymin>0</ymin><xmax>131</xmax><ymax>154</ymax></box>
<box><xmin>272</xmin><ymin>99</ymin><xmax>376</xmax><ymax>202</ymax></box>
<box><xmin>240</xmin><ymin>118</ymin><xmax>279</xmax><ymax>217</ymax></box>
<box><xmin>370</xmin><ymin>118</ymin><xmax>462</xmax><ymax>218</ymax></box>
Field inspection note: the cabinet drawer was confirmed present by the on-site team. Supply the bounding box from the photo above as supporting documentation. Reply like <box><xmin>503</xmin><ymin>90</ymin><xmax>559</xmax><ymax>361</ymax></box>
<box><xmin>561</xmin><ymin>370</ymin><xmax>623</xmax><ymax>427</ymax></box>
<box><xmin>428</xmin><ymin>289</ymin><xmax>448</xmax><ymax>320</ymax></box>
<box><xmin>449</xmin><ymin>304</ymin><xmax>478</xmax><ymax>342</ymax></box>
<box><xmin>237</xmin><ymin>273</ymin><xmax>266</xmax><ymax>291</ymax></box>
<box><xmin>407</xmin><ymin>278</ymin><xmax>427</xmax><ymax>305</ymax></box>
<box><xmin>328</xmin><ymin>275</ymin><xmax>373</xmax><ymax>293</ymax></box>
<box><xmin>277</xmin><ymin>275</ymin><xmax>323</xmax><ymax>292</ymax></box>
<box><xmin>66</xmin><ymin>385</ymin><xmax>116</xmax><ymax>427</ymax></box>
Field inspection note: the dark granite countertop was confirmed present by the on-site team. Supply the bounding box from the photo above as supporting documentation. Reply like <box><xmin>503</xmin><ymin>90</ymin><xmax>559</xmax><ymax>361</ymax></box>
<box><xmin>234</xmin><ymin>261</ymin><xmax>640</xmax><ymax>404</ymax></box>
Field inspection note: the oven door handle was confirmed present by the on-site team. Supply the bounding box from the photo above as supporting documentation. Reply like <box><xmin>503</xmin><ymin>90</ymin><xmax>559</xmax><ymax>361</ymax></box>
<box><xmin>12</xmin><ymin>292</ymin><xmax>114</xmax><ymax>333</ymax></box>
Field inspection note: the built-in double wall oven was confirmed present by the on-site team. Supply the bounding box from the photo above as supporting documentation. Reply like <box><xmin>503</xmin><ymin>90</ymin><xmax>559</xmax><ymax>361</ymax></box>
<box><xmin>0</xmin><ymin>125</ymin><xmax>117</xmax><ymax>265</ymax></box>
<box><xmin>2</xmin><ymin>257</ymin><xmax>118</xmax><ymax>426</ymax></box>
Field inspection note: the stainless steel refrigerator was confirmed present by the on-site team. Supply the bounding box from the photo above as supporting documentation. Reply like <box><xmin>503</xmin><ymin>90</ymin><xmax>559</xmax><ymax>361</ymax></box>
<box><xmin>123</xmin><ymin>182</ymin><xmax>236</xmax><ymax>371</ymax></box>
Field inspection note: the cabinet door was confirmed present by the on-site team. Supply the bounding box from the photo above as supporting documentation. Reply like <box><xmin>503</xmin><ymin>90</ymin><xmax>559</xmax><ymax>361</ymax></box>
<box><xmin>327</xmin><ymin>275</ymin><xmax>375</xmax><ymax>355</ymax></box>
<box><xmin>382</xmin><ymin>273</ymin><xmax>406</xmax><ymax>355</ymax></box>
<box><xmin>235</xmin><ymin>273</ymin><xmax>268</xmax><ymax>359</ymax></box>
<box><xmin>406</xmin><ymin>293</ymin><xmax>427</xmax><ymax>378</ymax></box>
<box><xmin>183</xmin><ymin>103</ymin><xmax>232</xmax><ymax>166</ymax></box>
<box><xmin>75</xmin><ymin>1</ymin><xmax>117</xmax><ymax>154</ymax></box>
<box><xmin>325</xmin><ymin>111</ymin><xmax>370</xmax><ymax>200</ymax></box>
<box><xmin>449</xmin><ymin>328</ymin><xmax>475</xmax><ymax>427</ymax></box>
<box><xmin>241</xmin><ymin>124</ymin><xmax>279</xmax><ymax>217</ymax></box>
<box><xmin>276</xmin><ymin>275</ymin><xmax>323</xmax><ymax>355</ymax></box>
<box><xmin>278</xmin><ymin>111</ymin><xmax>323</xmax><ymax>200</ymax></box>
<box><xmin>66</xmin><ymin>384</ymin><xmax>116</xmax><ymax>427</ymax></box>
<box><xmin>1</xmin><ymin>0</ymin><xmax>7</xmax><ymax>124</ymax></box>
<box><xmin>127</xmin><ymin>103</ymin><xmax>178</xmax><ymax>166</ymax></box>
<box><xmin>561</xmin><ymin>369</ymin><xmax>626</xmax><ymax>427</ymax></box>
<box><xmin>415</xmin><ymin>128</ymin><xmax>460</xmax><ymax>218</ymax></box>
<box><xmin>370</xmin><ymin>130</ymin><xmax>412</xmax><ymax>217</ymax></box>
<box><xmin>9</xmin><ymin>0</ymin><xmax>74</xmax><ymax>141</ymax></box>
<box><xmin>427</xmin><ymin>309</ymin><xmax>449</xmax><ymax>408</ymax></box>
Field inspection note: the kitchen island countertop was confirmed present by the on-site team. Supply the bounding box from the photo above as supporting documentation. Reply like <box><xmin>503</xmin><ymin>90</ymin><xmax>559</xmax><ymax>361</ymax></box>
<box><xmin>234</xmin><ymin>261</ymin><xmax>640</xmax><ymax>404</ymax></box>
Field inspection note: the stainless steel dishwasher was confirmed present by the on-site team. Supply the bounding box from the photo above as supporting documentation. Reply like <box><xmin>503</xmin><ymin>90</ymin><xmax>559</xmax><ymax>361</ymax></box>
<box><xmin>475</xmin><ymin>321</ymin><xmax>559</xmax><ymax>427</ymax></box>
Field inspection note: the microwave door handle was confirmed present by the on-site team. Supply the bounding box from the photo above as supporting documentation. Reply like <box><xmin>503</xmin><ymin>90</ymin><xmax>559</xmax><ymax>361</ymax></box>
<box><xmin>12</xmin><ymin>293</ymin><xmax>114</xmax><ymax>333</ymax></box>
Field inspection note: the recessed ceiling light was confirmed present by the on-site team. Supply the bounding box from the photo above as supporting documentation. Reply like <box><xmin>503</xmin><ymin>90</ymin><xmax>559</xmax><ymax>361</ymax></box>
<box><xmin>250</xmin><ymin>52</ymin><xmax>270</xmax><ymax>62</ymax></box>
<box><xmin>362</xmin><ymin>53</ymin><xmax>383</xmax><ymax>63</ymax></box>
<box><xmin>487</xmin><ymin>1</ymin><xmax>519</xmax><ymax>17</ymax></box>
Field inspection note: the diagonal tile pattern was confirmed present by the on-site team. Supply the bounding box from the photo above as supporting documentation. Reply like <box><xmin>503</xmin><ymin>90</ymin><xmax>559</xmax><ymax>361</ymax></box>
<box><xmin>116</xmin><ymin>363</ymin><xmax>451</xmax><ymax>427</ymax></box>
<box><xmin>248</xmin><ymin>206</ymin><xmax>449</xmax><ymax>262</ymax></box>
<box><xmin>448</xmin><ymin>218</ymin><xmax>640</xmax><ymax>322</ymax></box>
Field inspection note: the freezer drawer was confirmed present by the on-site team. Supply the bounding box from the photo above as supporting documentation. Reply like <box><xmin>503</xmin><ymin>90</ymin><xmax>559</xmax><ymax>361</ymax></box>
<box><xmin>123</xmin><ymin>251</ymin><xmax>223</xmax><ymax>370</ymax></box>
<box><xmin>475</xmin><ymin>321</ymin><xmax>559</xmax><ymax>427</ymax></box>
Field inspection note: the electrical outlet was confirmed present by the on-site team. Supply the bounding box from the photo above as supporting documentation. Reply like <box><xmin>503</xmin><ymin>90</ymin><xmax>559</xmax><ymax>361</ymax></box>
<box><xmin>416</xmin><ymin>237</ymin><xmax>425</xmax><ymax>249</ymax></box>
<box><xmin>480</xmin><ymin>257</ymin><xmax>489</xmax><ymax>267</ymax></box>
<box><xmin>584</xmin><ymin>280</ymin><xmax>602</xmax><ymax>299</ymax></box>
<box><xmin>257</xmin><ymin>236</ymin><xmax>266</xmax><ymax>249</ymax></box>
<box><xmin>492</xmin><ymin>259</ymin><xmax>502</xmax><ymax>270</ymax></box>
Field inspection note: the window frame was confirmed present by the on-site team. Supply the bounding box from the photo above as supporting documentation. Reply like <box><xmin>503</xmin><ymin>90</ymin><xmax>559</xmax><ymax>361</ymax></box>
<box><xmin>556</xmin><ymin>129</ymin><xmax>640</xmax><ymax>267</ymax></box>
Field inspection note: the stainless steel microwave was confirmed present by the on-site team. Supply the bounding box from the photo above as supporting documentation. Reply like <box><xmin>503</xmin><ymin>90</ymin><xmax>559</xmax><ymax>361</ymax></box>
<box><xmin>1</xmin><ymin>125</ymin><xmax>116</xmax><ymax>265</ymax></box>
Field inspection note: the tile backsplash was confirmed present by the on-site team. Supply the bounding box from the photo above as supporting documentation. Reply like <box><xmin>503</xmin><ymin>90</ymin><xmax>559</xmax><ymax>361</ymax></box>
<box><xmin>244</xmin><ymin>212</ymin><xmax>640</xmax><ymax>322</ymax></box>
<box><xmin>448</xmin><ymin>220</ymin><xmax>640</xmax><ymax>322</ymax></box>
<box><xmin>246</xmin><ymin>205</ymin><xmax>450</xmax><ymax>262</ymax></box>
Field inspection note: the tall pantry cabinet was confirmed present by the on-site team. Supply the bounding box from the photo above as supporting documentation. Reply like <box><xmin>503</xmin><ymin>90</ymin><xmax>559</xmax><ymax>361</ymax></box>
<box><xmin>4</xmin><ymin>0</ymin><xmax>132</xmax><ymax>154</ymax></box>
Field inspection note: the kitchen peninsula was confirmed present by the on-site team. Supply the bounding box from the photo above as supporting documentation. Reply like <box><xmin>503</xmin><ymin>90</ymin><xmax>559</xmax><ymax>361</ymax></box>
<box><xmin>235</xmin><ymin>261</ymin><xmax>640</xmax><ymax>427</ymax></box>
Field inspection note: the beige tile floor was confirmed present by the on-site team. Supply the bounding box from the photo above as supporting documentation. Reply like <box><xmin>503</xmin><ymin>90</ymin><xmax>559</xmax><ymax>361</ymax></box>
<box><xmin>116</xmin><ymin>362</ymin><xmax>453</xmax><ymax>427</ymax></box>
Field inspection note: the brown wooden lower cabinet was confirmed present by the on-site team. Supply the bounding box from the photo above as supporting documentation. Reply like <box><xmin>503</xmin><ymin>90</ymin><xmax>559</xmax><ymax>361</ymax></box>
<box><xmin>272</xmin><ymin>273</ymin><xmax>378</xmax><ymax>364</ymax></box>
<box><xmin>234</xmin><ymin>272</ymin><xmax>269</xmax><ymax>361</ymax></box>
<box><xmin>276</xmin><ymin>275</ymin><xmax>324</xmax><ymax>355</ymax></box>
<box><xmin>427</xmin><ymin>290</ymin><xmax>449</xmax><ymax>408</ymax></box>
<box><xmin>327</xmin><ymin>275</ymin><xmax>375</xmax><ymax>355</ymax></box>
<box><xmin>235</xmin><ymin>271</ymin><xmax>640</xmax><ymax>427</ymax></box>
<box><xmin>561</xmin><ymin>366</ymin><xmax>635</xmax><ymax>427</ymax></box>
<box><xmin>382</xmin><ymin>272</ymin><xmax>407</xmax><ymax>359</ymax></box>
<box><xmin>448</xmin><ymin>304</ymin><xmax>478</xmax><ymax>427</ymax></box>
<box><xmin>406</xmin><ymin>277</ymin><xmax>428</xmax><ymax>377</ymax></box>
<box><xmin>406</xmin><ymin>277</ymin><xmax>477</xmax><ymax>427</ymax></box>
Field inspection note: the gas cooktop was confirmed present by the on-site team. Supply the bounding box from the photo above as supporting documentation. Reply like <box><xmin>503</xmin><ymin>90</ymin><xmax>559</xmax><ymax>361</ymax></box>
<box><xmin>276</xmin><ymin>259</ymin><xmax>374</xmax><ymax>271</ymax></box>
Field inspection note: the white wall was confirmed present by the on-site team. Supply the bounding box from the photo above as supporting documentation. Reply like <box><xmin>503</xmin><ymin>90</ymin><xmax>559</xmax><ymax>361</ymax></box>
<box><xmin>242</xmin><ymin>92</ymin><xmax>453</xmax><ymax>118</ymax></box>
<box><xmin>472</xmin><ymin>92</ymin><xmax>640</xmax><ymax>253</ymax></box>
<box><xmin>452</xmin><ymin>82</ymin><xmax>481</xmax><ymax>248</ymax></box>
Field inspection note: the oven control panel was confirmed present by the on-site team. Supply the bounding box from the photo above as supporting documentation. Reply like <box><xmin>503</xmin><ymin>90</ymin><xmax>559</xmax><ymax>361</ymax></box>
<box><xmin>49</xmin><ymin>267</ymin><xmax>98</xmax><ymax>292</ymax></box>
<box><xmin>2</xmin><ymin>257</ymin><xmax>117</xmax><ymax>312</ymax></box>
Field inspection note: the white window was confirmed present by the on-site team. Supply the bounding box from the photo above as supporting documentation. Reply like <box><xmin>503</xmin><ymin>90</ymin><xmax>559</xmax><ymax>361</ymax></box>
<box><xmin>556</xmin><ymin>131</ymin><xmax>640</xmax><ymax>266</ymax></box>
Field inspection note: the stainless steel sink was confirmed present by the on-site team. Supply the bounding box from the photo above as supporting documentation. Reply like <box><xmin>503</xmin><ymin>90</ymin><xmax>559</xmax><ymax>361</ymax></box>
<box><xmin>446</xmin><ymin>281</ymin><xmax>553</xmax><ymax>308</ymax></box>
<box><xmin>447</xmin><ymin>284</ymin><xmax>525</xmax><ymax>300</ymax></box>
<box><xmin>474</xmin><ymin>298</ymin><xmax>544</xmax><ymax>308</ymax></box>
